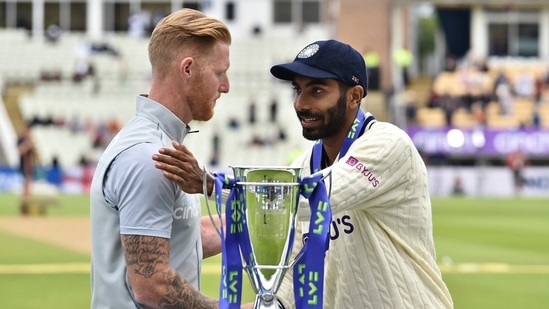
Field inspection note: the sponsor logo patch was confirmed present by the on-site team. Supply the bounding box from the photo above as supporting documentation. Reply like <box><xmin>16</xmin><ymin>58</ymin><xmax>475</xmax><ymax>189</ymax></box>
<box><xmin>345</xmin><ymin>156</ymin><xmax>379</xmax><ymax>187</ymax></box>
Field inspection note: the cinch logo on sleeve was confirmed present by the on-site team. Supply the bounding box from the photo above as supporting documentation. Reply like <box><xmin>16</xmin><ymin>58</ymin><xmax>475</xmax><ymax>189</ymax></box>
<box><xmin>345</xmin><ymin>156</ymin><xmax>379</xmax><ymax>187</ymax></box>
<box><xmin>173</xmin><ymin>195</ymin><xmax>200</xmax><ymax>220</ymax></box>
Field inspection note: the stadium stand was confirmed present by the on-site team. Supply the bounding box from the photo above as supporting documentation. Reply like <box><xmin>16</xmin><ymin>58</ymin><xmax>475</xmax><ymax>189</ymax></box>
<box><xmin>3</xmin><ymin>27</ymin><xmax>549</xmax><ymax>171</ymax></box>
<box><xmin>416</xmin><ymin>107</ymin><xmax>446</xmax><ymax>128</ymax></box>
<box><xmin>418</xmin><ymin>56</ymin><xmax>549</xmax><ymax>130</ymax></box>
<box><xmin>1</xmin><ymin>28</ymin><xmax>330</xmax><ymax>170</ymax></box>
<box><xmin>450</xmin><ymin>107</ymin><xmax>477</xmax><ymax>129</ymax></box>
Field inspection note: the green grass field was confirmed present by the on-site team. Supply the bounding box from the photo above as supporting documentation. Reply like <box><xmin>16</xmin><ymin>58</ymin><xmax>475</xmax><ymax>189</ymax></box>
<box><xmin>0</xmin><ymin>193</ymin><xmax>548</xmax><ymax>308</ymax></box>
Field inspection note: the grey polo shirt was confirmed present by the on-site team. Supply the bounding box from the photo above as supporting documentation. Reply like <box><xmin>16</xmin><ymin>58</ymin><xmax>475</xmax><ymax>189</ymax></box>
<box><xmin>90</xmin><ymin>95</ymin><xmax>202</xmax><ymax>309</ymax></box>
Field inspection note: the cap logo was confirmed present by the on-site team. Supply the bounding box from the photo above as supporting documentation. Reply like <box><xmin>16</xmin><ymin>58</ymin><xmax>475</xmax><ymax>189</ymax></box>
<box><xmin>352</xmin><ymin>76</ymin><xmax>360</xmax><ymax>84</ymax></box>
<box><xmin>297</xmin><ymin>43</ymin><xmax>319</xmax><ymax>59</ymax></box>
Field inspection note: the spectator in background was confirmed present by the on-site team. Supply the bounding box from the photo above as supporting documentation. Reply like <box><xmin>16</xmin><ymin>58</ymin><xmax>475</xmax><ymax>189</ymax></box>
<box><xmin>493</xmin><ymin>69</ymin><xmax>510</xmax><ymax>90</ymax></box>
<box><xmin>46</xmin><ymin>156</ymin><xmax>63</xmax><ymax>188</ymax></box>
<box><xmin>79</xmin><ymin>155</ymin><xmax>93</xmax><ymax>193</ymax></box>
<box><xmin>506</xmin><ymin>149</ymin><xmax>528</xmax><ymax>196</ymax></box>
<box><xmin>495</xmin><ymin>82</ymin><xmax>513</xmax><ymax>116</ymax></box>
<box><xmin>67</xmin><ymin>114</ymin><xmax>85</xmax><ymax>133</ymax></box>
<box><xmin>277</xmin><ymin>125</ymin><xmax>287</xmax><ymax>142</ymax></box>
<box><xmin>209</xmin><ymin>132</ymin><xmax>221</xmax><ymax>167</ymax></box>
<box><xmin>269</xmin><ymin>96</ymin><xmax>278</xmax><ymax>123</ymax></box>
<box><xmin>404</xmin><ymin>89</ymin><xmax>419</xmax><ymax>125</ymax></box>
<box><xmin>532</xmin><ymin>105</ymin><xmax>541</xmax><ymax>128</ymax></box>
<box><xmin>444</xmin><ymin>53</ymin><xmax>457</xmax><ymax>72</ymax></box>
<box><xmin>438</xmin><ymin>94</ymin><xmax>461</xmax><ymax>126</ymax></box>
<box><xmin>543</xmin><ymin>66</ymin><xmax>549</xmax><ymax>88</ymax></box>
<box><xmin>45</xmin><ymin>24</ymin><xmax>61</xmax><ymax>43</ymax></box>
<box><xmin>363</xmin><ymin>47</ymin><xmax>381</xmax><ymax>90</ymax></box>
<box><xmin>72</xmin><ymin>42</ymin><xmax>91</xmax><ymax>83</ymax></box>
<box><xmin>514</xmin><ymin>71</ymin><xmax>535</xmax><ymax>98</ymax></box>
<box><xmin>471</xmin><ymin>101</ymin><xmax>486</xmax><ymax>127</ymax></box>
<box><xmin>90</xmin><ymin>42</ymin><xmax>120</xmax><ymax>57</ymax></box>
<box><xmin>128</xmin><ymin>10</ymin><xmax>151</xmax><ymax>38</ymax></box>
<box><xmin>393</xmin><ymin>46</ymin><xmax>413</xmax><ymax>87</ymax></box>
<box><xmin>451</xmin><ymin>176</ymin><xmax>465</xmax><ymax>196</ymax></box>
<box><xmin>16</xmin><ymin>122</ymin><xmax>35</xmax><ymax>215</ymax></box>
<box><xmin>227</xmin><ymin>116</ymin><xmax>240</xmax><ymax>130</ymax></box>
<box><xmin>534</xmin><ymin>75</ymin><xmax>544</xmax><ymax>104</ymax></box>
<box><xmin>248</xmin><ymin>96</ymin><xmax>257</xmax><ymax>125</ymax></box>
<box><xmin>106</xmin><ymin>117</ymin><xmax>121</xmax><ymax>135</ymax></box>
<box><xmin>91</xmin><ymin>121</ymin><xmax>108</xmax><ymax>149</ymax></box>
<box><xmin>88</xmin><ymin>61</ymin><xmax>101</xmax><ymax>94</ymax></box>
<box><xmin>72</xmin><ymin>60</ymin><xmax>91</xmax><ymax>83</ymax></box>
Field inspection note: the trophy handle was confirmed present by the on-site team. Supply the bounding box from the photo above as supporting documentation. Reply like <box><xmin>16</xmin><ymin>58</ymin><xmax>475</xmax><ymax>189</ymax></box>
<box><xmin>203</xmin><ymin>166</ymin><xmax>223</xmax><ymax>237</ymax></box>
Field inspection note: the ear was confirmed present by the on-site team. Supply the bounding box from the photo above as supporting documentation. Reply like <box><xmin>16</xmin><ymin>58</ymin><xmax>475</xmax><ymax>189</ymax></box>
<box><xmin>179</xmin><ymin>57</ymin><xmax>194</xmax><ymax>78</ymax></box>
<box><xmin>348</xmin><ymin>85</ymin><xmax>364</xmax><ymax>108</ymax></box>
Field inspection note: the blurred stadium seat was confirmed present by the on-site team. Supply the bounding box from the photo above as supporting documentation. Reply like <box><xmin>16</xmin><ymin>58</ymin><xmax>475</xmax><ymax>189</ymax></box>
<box><xmin>1</xmin><ymin>29</ymin><xmax>328</xmax><ymax>169</ymax></box>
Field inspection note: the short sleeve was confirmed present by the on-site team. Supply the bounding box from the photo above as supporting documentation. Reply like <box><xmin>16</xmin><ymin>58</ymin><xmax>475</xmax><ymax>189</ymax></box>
<box><xmin>104</xmin><ymin>142</ymin><xmax>177</xmax><ymax>238</ymax></box>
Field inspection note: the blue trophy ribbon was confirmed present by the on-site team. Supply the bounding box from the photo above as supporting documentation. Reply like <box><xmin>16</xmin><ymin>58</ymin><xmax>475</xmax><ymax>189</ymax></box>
<box><xmin>293</xmin><ymin>171</ymin><xmax>332</xmax><ymax>309</ymax></box>
<box><xmin>214</xmin><ymin>173</ymin><xmax>245</xmax><ymax>309</ymax></box>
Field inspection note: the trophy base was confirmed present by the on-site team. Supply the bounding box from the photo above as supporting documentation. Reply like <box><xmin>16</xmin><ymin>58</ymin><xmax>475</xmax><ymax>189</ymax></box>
<box><xmin>252</xmin><ymin>293</ymin><xmax>280</xmax><ymax>309</ymax></box>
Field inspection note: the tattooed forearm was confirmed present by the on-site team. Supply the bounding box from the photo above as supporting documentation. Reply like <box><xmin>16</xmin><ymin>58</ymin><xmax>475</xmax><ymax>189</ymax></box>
<box><xmin>122</xmin><ymin>235</ymin><xmax>169</xmax><ymax>278</ymax></box>
<box><xmin>122</xmin><ymin>235</ymin><xmax>219</xmax><ymax>309</ymax></box>
<box><xmin>157</xmin><ymin>271</ymin><xmax>218</xmax><ymax>309</ymax></box>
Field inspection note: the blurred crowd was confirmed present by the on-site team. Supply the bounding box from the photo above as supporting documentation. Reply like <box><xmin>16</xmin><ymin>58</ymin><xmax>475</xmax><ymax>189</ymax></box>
<box><xmin>405</xmin><ymin>53</ymin><xmax>549</xmax><ymax>129</ymax></box>
<box><xmin>27</xmin><ymin>113</ymin><xmax>121</xmax><ymax>152</ymax></box>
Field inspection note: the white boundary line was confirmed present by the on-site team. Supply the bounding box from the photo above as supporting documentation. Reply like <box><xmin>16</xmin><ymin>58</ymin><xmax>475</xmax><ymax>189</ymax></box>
<box><xmin>0</xmin><ymin>263</ymin><xmax>548</xmax><ymax>275</ymax></box>
<box><xmin>0</xmin><ymin>263</ymin><xmax>221</xmax><ymax>275</ymax></box>
<box><xmin>439</xmin><ymin>263</ymin><xmax>549</xmax><ymax>274</ymax></box>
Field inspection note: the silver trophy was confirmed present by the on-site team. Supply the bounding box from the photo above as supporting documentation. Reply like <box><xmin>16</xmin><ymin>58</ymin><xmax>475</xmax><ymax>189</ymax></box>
<box><xmin>206</xmin><ymin>166</ymin><xmax>303</xmax><ymax>309</ymax></box>
<box><xmin>235</xmin><ymin>166</ymin><xmax>303</xmax><ymax>309</ymax></box>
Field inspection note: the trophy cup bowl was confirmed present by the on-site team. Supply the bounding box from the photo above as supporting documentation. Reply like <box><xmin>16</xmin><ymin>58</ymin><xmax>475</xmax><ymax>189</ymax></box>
<box><xmin>232</xmin><ymin>166</ymin><xmax>303</xmax><ymax>309</ymax></box>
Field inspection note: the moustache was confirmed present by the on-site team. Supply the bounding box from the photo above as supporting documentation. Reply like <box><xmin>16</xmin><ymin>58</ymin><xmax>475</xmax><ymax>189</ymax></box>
<box><xmin>296</xmin><ymin>111</ymin><xmax>322</xmax><ymax>119</ymax></box>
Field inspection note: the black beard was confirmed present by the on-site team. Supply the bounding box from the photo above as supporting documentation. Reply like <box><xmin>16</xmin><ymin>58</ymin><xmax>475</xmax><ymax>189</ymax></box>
<box><xmin>300</xmin><ymin>94</ymin><xmax>348</xmax><ymax>141</ymax></box>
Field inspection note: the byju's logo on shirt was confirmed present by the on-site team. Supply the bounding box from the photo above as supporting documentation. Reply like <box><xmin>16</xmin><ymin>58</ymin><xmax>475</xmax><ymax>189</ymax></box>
<box><xmin>345</xmin><ymin>156</ymin><xmax>379</xmax><ymax>187</ymax></box>
<box><xmin>302</xmin><ymin>214</ymin><xmax>355</xmax><ymax>243</ymax></box>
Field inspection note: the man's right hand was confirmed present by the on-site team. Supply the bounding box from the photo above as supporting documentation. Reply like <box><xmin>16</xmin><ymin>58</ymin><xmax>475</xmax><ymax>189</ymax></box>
<box><xmin>153</xmin><ymin>141</ymin><xmax>213</xmax><ymax>195</ymax></box>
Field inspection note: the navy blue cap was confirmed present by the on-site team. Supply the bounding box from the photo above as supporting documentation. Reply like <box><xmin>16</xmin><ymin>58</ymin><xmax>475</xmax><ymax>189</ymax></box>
<box><xmin>270</xmin><ymin>40</ymin><xmax>368</xmax><ymax>97</ymax></box>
